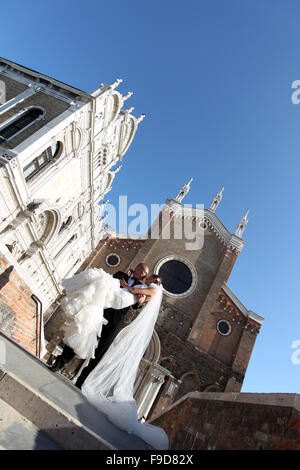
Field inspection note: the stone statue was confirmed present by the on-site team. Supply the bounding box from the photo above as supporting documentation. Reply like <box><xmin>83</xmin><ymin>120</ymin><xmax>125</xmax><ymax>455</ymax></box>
<box><xmin>175</xmin><ymin>178</ymin><xmax>193</xmax><ymax>203</ymax></box>
<box><xmin>235</xmin><ymin>210</ymin><xmax>249</xmax><ymax>238</ymax></box>
<box><xmin>209</xmin><ymin>186</ymin><xmax>224</xmax><ymax>212</ymax></box>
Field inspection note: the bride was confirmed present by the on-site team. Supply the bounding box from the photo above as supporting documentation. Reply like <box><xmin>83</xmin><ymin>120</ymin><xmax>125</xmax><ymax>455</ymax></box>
<box><xmin>60</xmin><ymin>267</ymin><xmax>169</xmax><ymax>450</ymax></box>
<box><xmin>60</xmin><ymin>267</ymin><xmax>153</xmax><ymax>360</ymax></box>
<box><xmin>81</xmin><ymin>273</ymin><xmax>168</xmax><ymax>450</ymax></box>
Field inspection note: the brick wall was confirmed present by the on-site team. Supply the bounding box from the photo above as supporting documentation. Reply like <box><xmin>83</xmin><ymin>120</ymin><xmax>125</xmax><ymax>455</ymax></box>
<box><xmin>0</xmin><ymin>253</ymin><xmax>39</xmax><ymax>355</ymax></box>
<box><xmin>150</xmin><ymin>392</ymin><xmax>300</xmax><ymax>450</ymax></box>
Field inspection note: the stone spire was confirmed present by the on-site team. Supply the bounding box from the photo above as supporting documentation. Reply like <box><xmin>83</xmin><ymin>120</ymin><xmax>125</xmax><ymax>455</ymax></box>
<box><xmin>123</xmin><ymin>91</ymin><xmax>133</xmax><ymax>101</ymax></box>
<box><xmin>208</xmin><ymin>186</ymin><xmax>224</xmax><ymax>212</ymax></box>
<box><xmin>110</xmin><ymin>78</ymin><xmax>123</xmax><ymax>90</ymax></box>
<box><xmin>125</xmin><ymin>107</ymin><xmax>135</xmax><ymax>114</ymax></box>
<box><xmin>235</xmin><ymin>210</ymin><xmax>249</xmax><ymax>238</ymax></box>
<box><xmin>137</xmin><ymin>114</ymin><xmax>146</xmax><ymax>124</ymax></box>
<box><xmin>175</xmin><ymin>178</ymin><xmax>193</xmax><ymax>203</ymax></box>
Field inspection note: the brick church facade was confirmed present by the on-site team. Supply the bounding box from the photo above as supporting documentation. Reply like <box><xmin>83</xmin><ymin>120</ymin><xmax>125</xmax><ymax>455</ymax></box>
<box><xmin>56</xmin><ymin>186</ymin><xmax>263</xmax><ymax>420</ymax></box>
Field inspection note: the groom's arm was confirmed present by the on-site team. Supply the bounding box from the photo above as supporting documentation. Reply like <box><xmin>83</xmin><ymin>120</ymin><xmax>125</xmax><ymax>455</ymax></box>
<box><xmin>113</xmin><ymin>271</ymin><xmax>146</xmax><ymax>309</ymax></box>
<box><xmin>128</xmin><ymin>285</ymin><xmax>157</xmax><ymax>297</ymax></box>
<box><xmin>120</xmin><ymin>280</ymin><xmax>157</xmax><ymax>298</ymax></box>
<box><xmin>131</xmin><ymin>282</ymin><xmax>147</xmax><ymax>309</ymax></box>
<box><xmin>112</xmin><ymin>270</ymin><xmax>144</xmax><ymax>308</ymax></box>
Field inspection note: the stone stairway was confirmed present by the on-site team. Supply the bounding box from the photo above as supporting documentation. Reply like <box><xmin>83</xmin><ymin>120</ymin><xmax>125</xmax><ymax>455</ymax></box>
<box><xmin>0</xmin><ymin>332</ymin><xmax>153</xmax><ymax>450</ymax></box>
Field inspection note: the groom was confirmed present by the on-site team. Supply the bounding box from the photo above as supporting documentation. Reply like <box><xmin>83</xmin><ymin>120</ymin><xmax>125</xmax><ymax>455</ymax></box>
<box><xmin>50</xmin><ymin>263</ymin><xmax>149</xmax><ymax>379</ymax></box>
<box><xmin>75</xmin><ymin>262</ymin><xmax>149</xmax><ymax>388</ymax></box>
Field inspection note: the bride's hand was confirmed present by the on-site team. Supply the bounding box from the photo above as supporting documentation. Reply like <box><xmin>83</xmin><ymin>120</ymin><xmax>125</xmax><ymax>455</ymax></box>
<box><xmin>135</xmin><ymin>294</ymin><xmax>146</xmax><ymax>305</ymax></box>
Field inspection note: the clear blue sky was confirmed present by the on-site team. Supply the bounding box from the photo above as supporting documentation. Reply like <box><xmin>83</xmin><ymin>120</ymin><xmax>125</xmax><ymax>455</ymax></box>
<box><xmin>2</xmin><ymin>0</ymin><xmax>300</xmax><ymax>393</ymax></box>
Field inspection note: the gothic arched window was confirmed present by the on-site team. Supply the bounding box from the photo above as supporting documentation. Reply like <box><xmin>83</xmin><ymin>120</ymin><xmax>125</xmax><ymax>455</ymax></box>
<box><xmin>23</xmin><ymin>142</ymin><xmax>63</xmax><ymax>182</ymax></box>
<box><xmin>0</xmin><ymin>107</ymin><xmax>45</xmax><ymax>143</ymax></box>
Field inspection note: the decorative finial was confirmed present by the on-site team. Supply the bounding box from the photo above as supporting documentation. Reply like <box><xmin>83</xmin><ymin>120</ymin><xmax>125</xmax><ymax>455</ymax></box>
<box><xmin>137</xmin><ymin>114</ymin><xmax>146</xmax><ymax>123</ymax></box>
<box><xmin>123</xmin><ymin>91</ymin><xmax>133</xmax><ymax>101</ymax></box>
<box><xmin>99</xmin><ymin>214</ymin><xmax>108</xmax><ymax>222</ymax></box>
<box><xmin>175</xmin><ymin>178</ymin><xmax>193</xmax><ymax>203</ymax></box>
<box><xmin>110</xmin><ymin>78</ymin><xmax>123</xmax><ymax>90</ymax></box>
<box><xmin>125</xmin><ymin>107</ymin><xmax>135</xmax><ymax>113</ymax></box>
<box><xmin>209</xmin><ymin>186</ymin><xmax>224</xmax><ymax>212</ymax></box>
<box><xmin>235</xmin><ymin>209</ymin><xmax>249</xmax><ymax>238</ymax></box>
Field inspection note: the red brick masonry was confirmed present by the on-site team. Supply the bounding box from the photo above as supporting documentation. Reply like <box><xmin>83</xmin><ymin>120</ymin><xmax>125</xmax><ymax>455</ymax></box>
<box><xmin>149</xmin><ymin>392</ymin><xmax>300</xmax><ymax>450</ymax></box>
<box><xmin>0</xmin><ymin>254</ymin><xmax>38</xmax><ymax>355</ymax></box>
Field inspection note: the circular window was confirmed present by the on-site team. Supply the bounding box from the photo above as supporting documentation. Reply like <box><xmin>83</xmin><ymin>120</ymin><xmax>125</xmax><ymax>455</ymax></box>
<box><xmin>217</xmin><ymin>320</ymin><xmax>231</xmax><ymax>336</ymax></box>
<box><xmin>155</xmin><ymin>257</ymin><xmax>196</xmax><ymax>297</ymax></box>
<box><xmin>106</xmin><ymin>253</ymin><xmax>120</xmax><ymax>267</ymax></box>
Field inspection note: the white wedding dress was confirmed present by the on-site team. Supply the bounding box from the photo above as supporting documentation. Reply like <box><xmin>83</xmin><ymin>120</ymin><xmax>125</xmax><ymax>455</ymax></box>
<box><xmin>60</xmin><ymin>268</ymin><xmax>136</xmax><ymax>360</ymax></box>
<box><xmin>81</xmin><ymin>278</ymin><xmax>169</xmax><ymax>450</ymax></box>
<box><xmin>60</xmin><ymin>267</ymin><xmax>168</xmax><ymax>450</ymax></box>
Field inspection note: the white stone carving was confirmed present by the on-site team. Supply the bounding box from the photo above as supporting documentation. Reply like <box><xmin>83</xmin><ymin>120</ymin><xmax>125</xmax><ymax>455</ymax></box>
<box><xmin>208</xmin><ymin>186</ymin><xmax>224</xmax><ymax>212</ymax></box>
<box><xmin>122</xmin><ymin>91</ymin><xmax>133</xmax><ymax>102</ymax></box>
<box><xmin>175</xmin><ymin>178</ymin><xmax>193</xmax><ymax>203</ymax></box>
<box><xmin>136</xmin><ymin>114</ymin><xmax>146</xmax><ymax>124</ymax></box>
<box><xmin>0</xmin><ymin>59</ymin><xmax>142</xmax><ymax>311</ymax></box>
<box><xmin>235</xmin><ymin>210</ymin><xmax>249</xmax><ymax>239</ymax></box>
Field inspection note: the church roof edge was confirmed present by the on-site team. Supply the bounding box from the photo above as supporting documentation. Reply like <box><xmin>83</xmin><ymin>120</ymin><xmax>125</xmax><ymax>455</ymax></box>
<box><xmin>222</xmin><ymin>282</ymin><xmax>264</xmax><ymax>324</ymax></box>
<box><xmin>0</xmin><ymin>57</ymin><xmax>91</xmax><ymax>100</ymax></box>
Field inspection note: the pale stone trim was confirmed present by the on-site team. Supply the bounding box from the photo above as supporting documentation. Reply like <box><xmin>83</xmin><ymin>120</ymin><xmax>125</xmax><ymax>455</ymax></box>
<box><xmin>222</xmin><ymin>283</ymin><xmax>264</xmax><ymax>324</ymax></box>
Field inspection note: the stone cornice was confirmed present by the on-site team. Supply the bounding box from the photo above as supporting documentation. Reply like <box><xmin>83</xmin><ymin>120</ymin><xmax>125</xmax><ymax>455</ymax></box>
<box><xmin>0</xmin><ymin>58</ymin><xmax>91</xmax><ymax>101</ymax></box>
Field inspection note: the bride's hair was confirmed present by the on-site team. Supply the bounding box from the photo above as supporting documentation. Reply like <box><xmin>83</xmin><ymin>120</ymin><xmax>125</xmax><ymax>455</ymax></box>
<box><xmin>150</xmin><ymin>274</ymin><xmax>162</xmax><ymax>285</ymax></box>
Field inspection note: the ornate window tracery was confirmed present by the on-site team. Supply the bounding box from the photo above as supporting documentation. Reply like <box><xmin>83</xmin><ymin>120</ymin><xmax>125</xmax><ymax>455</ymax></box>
<box><xmin>23</xmin><ymin>141</ymin><xmax>63</xmax><ymax>181</ymax></box>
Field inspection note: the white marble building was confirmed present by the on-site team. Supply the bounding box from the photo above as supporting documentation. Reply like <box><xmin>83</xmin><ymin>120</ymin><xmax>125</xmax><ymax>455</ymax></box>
<box><xmin>0</xmin><ymin>57</ymin><xmax>143</xmax><ymax>314</ymax></box>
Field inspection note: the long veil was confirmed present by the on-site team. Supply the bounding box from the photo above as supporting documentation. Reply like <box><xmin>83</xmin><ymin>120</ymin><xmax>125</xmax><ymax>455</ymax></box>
<box><xmin>81</xmin><ymin>284</ymin><xmax>169</xmax><ymax>450</ymax></box>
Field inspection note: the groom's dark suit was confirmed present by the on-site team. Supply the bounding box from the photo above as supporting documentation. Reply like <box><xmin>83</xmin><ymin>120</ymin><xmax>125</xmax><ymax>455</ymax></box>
<box><xmin>75</xmin><ymin>269</ymin><xmax>144</xmax><ymax>388</ymax></box>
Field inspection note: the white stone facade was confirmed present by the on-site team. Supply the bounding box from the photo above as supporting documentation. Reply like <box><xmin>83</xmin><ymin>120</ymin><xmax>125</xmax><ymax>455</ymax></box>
<box><xmin>0</xmin><ymin>58</ymin><xmax>142</xmax><ymax>312</ymax></box>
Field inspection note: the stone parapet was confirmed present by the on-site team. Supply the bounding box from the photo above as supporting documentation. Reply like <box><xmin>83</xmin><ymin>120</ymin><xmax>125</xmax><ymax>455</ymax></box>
<box><xmin>149</xmin><ymin>391</ymin><xmax>300</xmax><ymax>450</ymax></box>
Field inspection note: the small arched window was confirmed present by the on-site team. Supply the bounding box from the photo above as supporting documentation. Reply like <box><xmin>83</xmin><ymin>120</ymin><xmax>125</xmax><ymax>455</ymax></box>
<box><xmin>0</xmin><ymin>107</ymin><xmax>45</xmax><ymax>143</ymax></box>
<box><xmin>23</xmin><ymin>141</ymin><xmax>63</xmax><ymax>182</ymax></box>
<box><xmin>58</xmin><ymin>216</ymin><xmax>72</xmax><ymax>235</ymax></box>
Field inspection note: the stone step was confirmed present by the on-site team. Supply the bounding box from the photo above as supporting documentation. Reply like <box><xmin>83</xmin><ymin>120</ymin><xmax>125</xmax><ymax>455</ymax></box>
<box><xmin>0</xmin><ymin>332</ymin><xmax>152</xmax><ymax>450</ymax></box>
